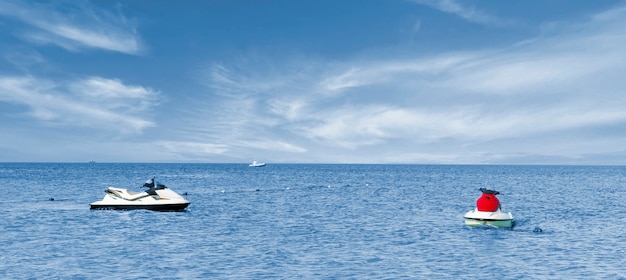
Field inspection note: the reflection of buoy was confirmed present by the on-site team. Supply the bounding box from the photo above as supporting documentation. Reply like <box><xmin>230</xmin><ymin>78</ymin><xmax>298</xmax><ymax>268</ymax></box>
<box><xmin>533</xmin><ymin>227</ymin><xmax>543</xmax><ymax>233</ymax></box>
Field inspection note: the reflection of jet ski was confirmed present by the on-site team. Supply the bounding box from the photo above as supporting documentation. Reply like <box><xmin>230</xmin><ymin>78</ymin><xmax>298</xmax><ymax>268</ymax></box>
<box><xmin>90</xmin><ymin>177</ymin><xmax>190</xmax><ymax>211</ymax></box>
<box><xmin>464</xmin><ymin>188</ymin><xmax>514</xmax><ymax>228</ymax></box>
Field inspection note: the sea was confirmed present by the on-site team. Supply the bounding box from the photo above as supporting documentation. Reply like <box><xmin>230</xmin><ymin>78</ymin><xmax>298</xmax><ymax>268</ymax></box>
<box><xmin>0</xmin><ymin>163</ymin><xmax>624</xmax><ymax>279</ymax></box>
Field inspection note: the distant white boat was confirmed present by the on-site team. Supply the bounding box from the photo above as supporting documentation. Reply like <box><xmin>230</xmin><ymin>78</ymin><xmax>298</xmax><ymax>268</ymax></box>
<box><xmin>249</xmin><ymin>161</ymin><xmax>266</xmax><ymax>167</ymax></box>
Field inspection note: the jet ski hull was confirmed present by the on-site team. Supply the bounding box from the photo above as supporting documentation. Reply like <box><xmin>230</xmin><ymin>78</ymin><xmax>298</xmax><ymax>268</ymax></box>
<box><xmin>90</xmin><ymin>201</ymin><xmax>190</xmax><ymax>211</ymax></box>
<box><xmin>464</xmin><ymin>209</ymin><xmax>514</xmax><ymax>228</ymax></box>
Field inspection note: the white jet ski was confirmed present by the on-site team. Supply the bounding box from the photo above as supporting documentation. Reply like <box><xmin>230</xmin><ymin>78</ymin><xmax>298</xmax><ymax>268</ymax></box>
<box><xmin>90</xmin><ymin>177</ymin><xmax>190</xmax><ymax>211</ymax></box>
<box><xmin>464</xmin><ymin>209</ymin><xmax>514</xmax><ymax>228</ymax></box>
<box><xmin>464</xmin><ymin>188</ymin><xmax>514</xmax><ymax>228</ymax></box>
<box><xmin>249</xmin><ymin>160</ymin><xmax>266</xmax><ymax>167</ymax></box>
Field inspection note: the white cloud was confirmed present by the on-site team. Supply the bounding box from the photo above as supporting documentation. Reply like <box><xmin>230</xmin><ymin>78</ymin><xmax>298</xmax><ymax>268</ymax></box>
<box><xmin>236</xmin><ymin>140</ymin><xmax>307</xmax><ymax>153</ymax></box>
<box><xmin>411</xmin><ymin>0</ymin><xmax>503</xmax><ymax>25</ymax></box>
<box><xmin>4</xmin><ymin>49</ymin><xmax>45</xmax><ymax>70</ymax></box>
<box><xmin>0</xmin><ymin>0</ymin><xmax>141</xmax><ymax>54</ymax></box>
<box><xmin>71</xmin><ymin>77</ymin><xmax>156</xmax><ymax>110</ymax></box>
<box><xmin>189</xmin><ymin>3</ymin><xmax>626</xmax><ymax>163</ymax></box>
<box><xmin>158</xmin><ymin>141</ymin><xmax>230</xmax><ymax>156</ymax></box>
<box><xmin>298</xmin><ymin>105</ymin><xmax>406</xmax><ymax>148</ymax></box>
<box><xmin>319</xmin><ymin>67</ymin><xmax>366</xmax><ymax>93</ymax></box>
<box><xmin>0</xmin><ymin>75</ymin><xmax>158</xmax><ymax>133</ymax></box>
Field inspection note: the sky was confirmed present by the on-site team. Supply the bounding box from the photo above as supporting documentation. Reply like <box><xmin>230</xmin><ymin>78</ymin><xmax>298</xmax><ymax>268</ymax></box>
<box><xmin>1</xmin><ymin>0</ymin><xmax>626</xmax><ymax>164</ymax></box>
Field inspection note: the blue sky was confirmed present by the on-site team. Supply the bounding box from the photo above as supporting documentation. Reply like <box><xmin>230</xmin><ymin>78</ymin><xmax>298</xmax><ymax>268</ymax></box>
<box><xmin>2</xmin><ymin>0</ymin><xmax>626</xmax><ymax>164</ymax></box>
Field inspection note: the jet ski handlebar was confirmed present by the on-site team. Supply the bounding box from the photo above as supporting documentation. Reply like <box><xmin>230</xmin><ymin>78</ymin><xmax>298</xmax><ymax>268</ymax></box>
<box><xmin>142</xmin><ymin>177</ymin><xmax>167</xmax><ymax>190</ymax></box>
<box><xmin>479</xmin><ymin>187</ymin><xmax>500</xmax><ymax>195</ymax></box>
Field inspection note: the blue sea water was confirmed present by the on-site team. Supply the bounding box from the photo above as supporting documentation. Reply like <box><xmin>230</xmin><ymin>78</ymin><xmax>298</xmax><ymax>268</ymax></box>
<box><xmin>0</xmin><ymin>163</ymin><xmax>625</xmax><ymax>279</ymax></box>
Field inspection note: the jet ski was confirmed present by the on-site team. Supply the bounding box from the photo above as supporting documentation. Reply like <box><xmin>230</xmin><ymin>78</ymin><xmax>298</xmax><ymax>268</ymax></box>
<box><xmin>464</xmin><ymin>188</ymin><xmax>514</xmax><ymax>228</ymax></box>
<box><xmin>90</xmin><ymin>177</ymin><xmax>190</xmax><ymax>211</ymax></box>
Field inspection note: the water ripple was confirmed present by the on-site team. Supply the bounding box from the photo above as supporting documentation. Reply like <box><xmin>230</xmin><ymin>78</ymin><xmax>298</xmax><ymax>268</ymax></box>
<box><xmin>1</xmin><ymin>163</ymin><xmax>625</xmax><ymax>279</ymax></box>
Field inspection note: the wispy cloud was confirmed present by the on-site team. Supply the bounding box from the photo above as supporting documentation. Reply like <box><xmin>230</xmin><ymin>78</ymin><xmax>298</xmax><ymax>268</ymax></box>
<box><xmin>0</xmin><ymin>75</ymin><xmax>158</xmax><ymax>133</ymax></box>
<box><xmin>71</xmin><ymin>77</ymin><xmax>156</xmax><ymax>110</ymax></box>
<box><xmin>4</xmin><ymin>49</ymin><xmax>45</xmax><ymax>71</ymax></box>
<box><xmin>0</xmin><ymin>0</ymin><xmax>141</xmax><ymax>54</ymax></box>
<box><xmin>410</xmin><ymin>0</ymin><xmax>503</xmax><ymax>25</ymax></box>
<box><xmin>157</xmin><ymin>141</ymin><xmax>230</xmax><ymax>159</ymax></box>
<box><xmin>235</xmin><ymin>140</ymin><xmax>307</xmax><ymax>153</ymax></box>
<box><xmin>189</xmin><ymin>3</ymin><xmax>626</xmax><ymax>163</ymax></box>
